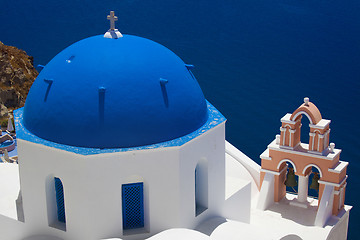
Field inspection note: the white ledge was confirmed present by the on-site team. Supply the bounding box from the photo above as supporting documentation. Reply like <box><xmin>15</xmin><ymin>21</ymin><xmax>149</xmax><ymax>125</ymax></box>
<box><xmin>328</xmin><ymin>161</ymin><xmax>349</xmax><ymax>173</ymax></box>
<box><xmin>268</xmin><ymin>138</ymin><xmax>341</xmax><ymax>161</ymax></box>
<box><xmin>260</xmin><ymin>149</ymin><xmax>272</xmax><ymax>160</ymax></box>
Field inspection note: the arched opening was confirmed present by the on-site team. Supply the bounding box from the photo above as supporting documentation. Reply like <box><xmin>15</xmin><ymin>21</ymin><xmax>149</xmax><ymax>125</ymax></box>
<box><xmin>284</xmin><ymin>166</ymin><xmax>299</xmax><ymax>195</ymax></box>
<box><xmin>308</xmin><ymin>167</ymin><xmax>320</xmax><ymax>199</ymax></box>
<box><xmin>54</xmin><ymin>177</ymin><xmax>66</xmax><ymax>223</ymax></box>
<box><xmin>300</xmin><ymin>114</ymin><xmax>311</xmax><ymax>145</ymax></box>
<box><xmin>279</xmin><ymin>161</ymin><xmax>298</xmax><ymax>195</ymax></box>
<box><xmin>122</xmin><ymin>182</ymin><xmax>144</xmax><ymax>230</ymax></box>
<box><xmin>46</xmin><ymin>176</ymin><xmax>66</xmax><ymax>231</ymax></box>
<box><xmin>195</xmin><ymin>158</ymin><xmax>208</xmax><ymax>216</ymax></box>
<box><xmin>302</xmin><ymin>164</ymin><xmax>322</xmax><ymax>201</ymax></box>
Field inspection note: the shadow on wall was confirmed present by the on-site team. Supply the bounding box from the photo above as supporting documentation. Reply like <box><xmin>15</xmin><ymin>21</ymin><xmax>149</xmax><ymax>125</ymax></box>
<box><xmin>195</xmin><ymin>217</ymin><xmax>227</xmax><ymax>236</ymax></box>
<box><xmin>23</xmin><ymin>236</ymin><xmax>63</xmax><ymax>240</ymax></box>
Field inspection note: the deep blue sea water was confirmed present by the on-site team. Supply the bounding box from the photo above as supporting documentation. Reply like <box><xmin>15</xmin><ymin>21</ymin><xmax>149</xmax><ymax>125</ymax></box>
<box><xmin>1</xmin><ymin>0</ymin><xmax>359</xmax><ymax>238</ymax></box>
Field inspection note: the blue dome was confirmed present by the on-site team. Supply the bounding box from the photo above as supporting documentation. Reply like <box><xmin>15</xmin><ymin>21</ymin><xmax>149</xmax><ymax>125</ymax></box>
<box><xmin>23</xmin><ymin>35</ymin><xmax>208</xmax><ymax>148</ymax></box>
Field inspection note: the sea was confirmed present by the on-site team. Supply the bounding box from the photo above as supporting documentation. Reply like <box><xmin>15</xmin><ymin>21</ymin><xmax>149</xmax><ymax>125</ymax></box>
<box><xmin>0</xmin><ymin>0</ymin><xmax>359</xmax><ymax>238</ymax></box>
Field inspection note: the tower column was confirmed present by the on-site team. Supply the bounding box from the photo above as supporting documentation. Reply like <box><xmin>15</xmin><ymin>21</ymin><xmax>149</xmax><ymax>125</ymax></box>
<box><xmin>309</xmin><ymin>132</ymin><xmax>316</xmax><ymax>151</ymax></box>
<box><xmin>298</xmin><ymin>175</ymin><xmax>309</xmax><ymax>202</ymax></box>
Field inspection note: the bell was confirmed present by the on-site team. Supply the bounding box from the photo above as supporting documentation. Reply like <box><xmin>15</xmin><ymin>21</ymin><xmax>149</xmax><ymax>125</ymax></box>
<box><xmin>310</xmin><ymin>172</ymin><xmax>320</xmax><ymax>191</ymax></box>
<box><xmin>285</xmin><ymin>167</ymin><xmax>297</xmax><ymax>189</ymax></box>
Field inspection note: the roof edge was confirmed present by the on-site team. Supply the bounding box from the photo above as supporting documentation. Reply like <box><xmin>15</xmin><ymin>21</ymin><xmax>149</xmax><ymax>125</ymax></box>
<box><xmin>14</xmin><ymin>101</ymin><xmax>226</xmax><ymax>156</ymax></box>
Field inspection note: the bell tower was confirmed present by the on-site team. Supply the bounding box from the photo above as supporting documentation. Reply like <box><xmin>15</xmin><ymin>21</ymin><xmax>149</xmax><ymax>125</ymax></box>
<box><xmin>258</xmin><ymin>98</ymin><xmax>349</xmax><ymax>227</ymax></box>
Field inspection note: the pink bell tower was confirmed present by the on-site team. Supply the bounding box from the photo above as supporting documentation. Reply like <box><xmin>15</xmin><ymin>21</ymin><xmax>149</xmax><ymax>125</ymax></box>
<box><xmin>259</xmin><ymin>98</ymin><xmax>348</xmax><ymax>227</ymax></box>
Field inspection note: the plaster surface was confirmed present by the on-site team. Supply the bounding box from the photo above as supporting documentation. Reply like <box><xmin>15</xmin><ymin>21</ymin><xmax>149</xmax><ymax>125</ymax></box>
<box><xmin>0</xmin><ymin>163</ymin><xmax>20</xmax><ymax>220</ymax></box>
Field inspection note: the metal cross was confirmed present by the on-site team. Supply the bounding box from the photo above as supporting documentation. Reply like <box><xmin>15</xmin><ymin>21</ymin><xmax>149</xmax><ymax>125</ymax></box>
<box><xmin>107</xmin><ymin>11</ymin><xmax>118</xmax><ymax>30</ymax></box>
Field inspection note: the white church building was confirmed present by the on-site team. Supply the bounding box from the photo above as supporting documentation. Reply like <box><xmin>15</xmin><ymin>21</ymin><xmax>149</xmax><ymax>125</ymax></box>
<box><xmin>0</xmin><ymin>12</ymin><xmax>351</xmax><ymax>240</ymax></box>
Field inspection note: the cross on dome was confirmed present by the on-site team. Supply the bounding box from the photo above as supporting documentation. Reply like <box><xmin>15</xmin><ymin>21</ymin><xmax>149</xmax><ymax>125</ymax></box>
<box><xmin>104</xmin><ymin>11</ymin><xmax>123</xmax><ymax>39</ymax></box>
<box><xmin>107</xmin><ymin>11</ymin><xmax>118</xmax><ymax>30</ymax></box>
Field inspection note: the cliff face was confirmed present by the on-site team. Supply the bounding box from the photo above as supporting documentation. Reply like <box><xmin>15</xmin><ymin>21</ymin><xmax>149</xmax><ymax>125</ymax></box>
<box><xmin>0</xmin><ymin>41</ymin><xmax>38</xmax><ymax>118</ymax></box>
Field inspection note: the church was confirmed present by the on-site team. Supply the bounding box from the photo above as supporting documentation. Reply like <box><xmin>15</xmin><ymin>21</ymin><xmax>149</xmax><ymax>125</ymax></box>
<box><xmin>0</xmin><ymin>11</ymin><xmax>351</xmax><ymax>240</ymax></box>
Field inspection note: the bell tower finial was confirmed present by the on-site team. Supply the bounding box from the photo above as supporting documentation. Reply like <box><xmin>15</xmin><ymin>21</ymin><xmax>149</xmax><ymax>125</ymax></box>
<box><xmin>304</xmin><ymin>97</ymin><xmax>309</xmax><ymax>106</ymax></box>
<box><xmin>104</xmin><ymin>11</ymin><xmax>123</xmax><ymax>39</ymax></box>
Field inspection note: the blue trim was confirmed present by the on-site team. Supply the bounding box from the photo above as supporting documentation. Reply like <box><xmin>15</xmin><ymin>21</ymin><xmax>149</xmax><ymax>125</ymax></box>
<box><xmin>185</xmin><ymin>64</ymin><xmax>194</xmax><ymax>69</ymax></box>
<box><xmin>159</xmin><ymin>78</ymin><xmax>168</xmax><ymax>85</ymax></box>
<box><xmin>14</xmin><ymin>101</ymin><xmax>226</xmax><ymax>156</ymax></box>
<box><xmin>122</xmin><ymin>182</ymin><xmax>144</xmax><ymax>230</ymax></box>
<box><xmin>54</xmin><ymin>177</ymin><xmax>66</xmax><ymax>223</ymax></box>
<box><xmin>37</xmin><ymin>65</ymin><xmax>45</xmax><ymax>71</ymax></box>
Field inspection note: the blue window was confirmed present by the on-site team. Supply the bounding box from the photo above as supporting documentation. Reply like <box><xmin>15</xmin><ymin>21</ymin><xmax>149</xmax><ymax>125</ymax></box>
<box><xmin>54</xmin><ymin>177</ymin><xmax>66</xmax><ymax>223</ymax></box>
<box><xmin>122</xmin><ymin>182</ymin><xmax>144</xmax><ymax>230</ymax></box>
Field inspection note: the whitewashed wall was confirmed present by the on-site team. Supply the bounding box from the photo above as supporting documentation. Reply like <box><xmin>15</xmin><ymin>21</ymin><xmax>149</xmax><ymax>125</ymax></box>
<box><xmin>15</xmin><ymin>122</ymin><xmax>226</xmax><ymax>240</ymax></box>
<box><xmin>178</xmin><ymin>122</ymin><xmax>226</xmax><ymax>229</ymax></box>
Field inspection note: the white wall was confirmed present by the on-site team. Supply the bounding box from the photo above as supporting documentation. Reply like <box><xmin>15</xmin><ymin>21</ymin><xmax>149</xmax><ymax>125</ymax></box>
<box><xmin>256</xmin><ymin>172</ymin><xmax>275</xmax><ymax>211</ymax></box>
<box><xmin>315</xmin><ymin>184</ymin><xmax>335</xmax><ymax>227</ymax></box>
<box><xmin>178</xmin><ymin>122</ymin><xmax>226</xmax><ymax>228</ymax></box>
<box><xmin>0</xmin><ymin>215</ymin><xmax>26</xmax><ymax>239</ymax></box>
<box><xmin>17</xmin><ymin>139</ymin><xmax>181</xmax><ymax>240</ymax></box>
<box><xmin>15</xmin><ymin>122</ymin><xmax>226</xmax><ymax>240</ymax></box>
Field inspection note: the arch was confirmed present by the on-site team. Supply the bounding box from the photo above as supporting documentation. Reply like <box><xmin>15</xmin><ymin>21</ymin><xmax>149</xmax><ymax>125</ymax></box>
<box><xmin>290</xmin><ymin>102</ymin><xmax>322</xmax><ymax>125</ymax></box>
<box><xmin>302</xmin><ymin>164</ymin><xmax>323</xmax><ymax>178</ymax></box>
<box><xmin>291</xmin><ymin>111</ymin><xmax>314</xmax><ymax>125</ymax></box>
<box><xmin>195</xmin><ymin>157</ymin><xmax>208</xmax><ymax>216</ymax></box>
<box><xmin>277</xmin><ymin>159</ymin><xmax>297</xmax><ymax>173</ymax></box>
<box><xmin>125</xmin><ymin>175</ymin><xmax>144</xmax><ymax>184</ymax></box>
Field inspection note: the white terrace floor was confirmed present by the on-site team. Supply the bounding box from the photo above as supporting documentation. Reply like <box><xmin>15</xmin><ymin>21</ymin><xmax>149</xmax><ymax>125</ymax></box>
<box><xmin>147</xmin><ymin>192</ymin><xmax>351</xmax><ymax>240</ymax></box>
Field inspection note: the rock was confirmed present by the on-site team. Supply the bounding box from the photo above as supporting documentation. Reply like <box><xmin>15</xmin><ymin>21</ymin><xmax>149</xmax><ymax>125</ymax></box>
<box><xmin>0</xmin><ymin>88</ymin><xmax>21</xmax><ymax>108</ymax></box>
<box><xmin>0</xmin><ymin>41</ymin><xmax>38</xmax><ymax>118</ymax></box>
<box><xmin>0</xmin><ymin>104</ymin><xmax>8</xmax><ymax>118</ymax></box>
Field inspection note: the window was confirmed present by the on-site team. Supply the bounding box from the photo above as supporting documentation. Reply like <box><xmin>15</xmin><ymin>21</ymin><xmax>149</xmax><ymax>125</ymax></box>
<box><xmin>122</xmin><ymin>182</ymin><xmax>144</xmax><ymax>230</ymax></box>
<box><xmin>54</xmin><ymin>177</ymin><xmax>66</xmax><ymax>223</ymax></box>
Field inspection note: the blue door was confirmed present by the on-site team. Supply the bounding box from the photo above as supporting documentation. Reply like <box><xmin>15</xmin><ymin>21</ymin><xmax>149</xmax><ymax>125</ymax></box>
<box><xmin>54</xmin><ymin>177</ymin><xmax>66</xmax><ymax>223</ymax></box>
<box><xmin>122</xmin><ymin>182</ymin><xmax>144</xmax><ymax>230</ymax></box>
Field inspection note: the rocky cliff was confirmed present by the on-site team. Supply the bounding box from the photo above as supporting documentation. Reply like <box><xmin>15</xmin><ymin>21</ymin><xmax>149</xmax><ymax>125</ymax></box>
<box><xmin>0</xmin><ymin>41</ymin><xmax>38</xmax><ymax>119</ymax></box>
